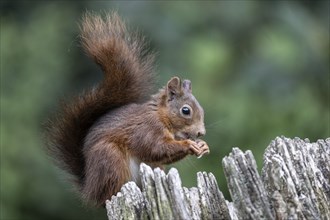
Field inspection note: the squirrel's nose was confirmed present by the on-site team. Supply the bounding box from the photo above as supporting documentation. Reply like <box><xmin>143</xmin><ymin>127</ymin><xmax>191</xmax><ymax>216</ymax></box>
<box><xmin>197</xmin><ymin>128</ymin><xmax>206</xmax><ymax>137</ymax></box>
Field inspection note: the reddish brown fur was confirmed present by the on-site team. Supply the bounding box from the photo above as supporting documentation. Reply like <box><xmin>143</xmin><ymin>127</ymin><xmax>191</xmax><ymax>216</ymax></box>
<box><xmin>45</xmin><ymin>12</ymin><xmax>154</xmax><ymax>187</ymax></box>
<box><xmin>46</xmin><ymin>12</ymin><xmax>209</xmax><ymax>207</ymax></box>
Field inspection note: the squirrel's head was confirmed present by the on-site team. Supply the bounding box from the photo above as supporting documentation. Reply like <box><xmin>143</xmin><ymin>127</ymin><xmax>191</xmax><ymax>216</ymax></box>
<box><xmin>160</xmin><ymin>76</ymin><xmax>205</xmax><ymax>141</ymax></box>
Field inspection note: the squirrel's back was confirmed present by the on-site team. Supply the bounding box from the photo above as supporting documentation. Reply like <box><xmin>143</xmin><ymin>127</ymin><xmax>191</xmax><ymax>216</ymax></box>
<box><xmin>45</xmin><ymin>12</ymin><xmax>155</xmax><ymax>187</ymax></box>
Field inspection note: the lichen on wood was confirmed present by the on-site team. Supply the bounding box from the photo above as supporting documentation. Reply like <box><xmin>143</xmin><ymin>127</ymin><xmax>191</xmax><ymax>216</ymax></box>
<box><xmin>106</xmin><ymin>136</ymin><xmax>330</xmax><ymax>220</ymax></box>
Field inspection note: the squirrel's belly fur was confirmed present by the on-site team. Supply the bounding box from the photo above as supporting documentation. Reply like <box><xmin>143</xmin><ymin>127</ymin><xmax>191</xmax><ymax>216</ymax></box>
<box><xmin>129</xmin><ymin>156</ymin><xmax>142</xmax><ymax>185</ymax></box>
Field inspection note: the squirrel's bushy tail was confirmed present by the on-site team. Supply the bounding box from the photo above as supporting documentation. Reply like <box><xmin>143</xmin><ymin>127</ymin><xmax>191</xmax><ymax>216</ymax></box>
<box><xmin>45</xmin><ymin>12</ymin><xmax>155</xmax><ymax>188</ymax></box>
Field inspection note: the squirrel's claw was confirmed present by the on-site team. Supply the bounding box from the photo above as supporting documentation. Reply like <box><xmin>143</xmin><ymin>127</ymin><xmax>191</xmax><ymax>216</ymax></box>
<box><xmin>187</xmin><ymin>140</ymin><xmax>200</xmax><ymax>155</ymax></box>
<box><xmin>196</xmin><ymin>140</ymin><xmax>210</xmax><ymax>158</ymax></box>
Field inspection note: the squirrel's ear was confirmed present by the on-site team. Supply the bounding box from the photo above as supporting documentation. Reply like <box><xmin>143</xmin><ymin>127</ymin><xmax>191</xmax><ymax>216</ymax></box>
<box><xmin>166</xmin><ymin>77</ymin><xmax>181</xmax><ymax>100</ymax></box>
<box><xmin>182</xmin><ymin>80</ymin><xmax>192</xmax><ymax>93</ymax></box>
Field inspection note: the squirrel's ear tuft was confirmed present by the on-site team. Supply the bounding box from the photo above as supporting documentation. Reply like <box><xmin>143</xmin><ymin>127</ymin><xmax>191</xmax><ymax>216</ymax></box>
<box><xmin>166</xmin><ymin>77</ymin><xmax>181</xmax><ymax>100</ymax></box>
<box><xmin>182</xmin><ymin>80</ymin><xmax>192</xmax><ymax>93</ymax></box>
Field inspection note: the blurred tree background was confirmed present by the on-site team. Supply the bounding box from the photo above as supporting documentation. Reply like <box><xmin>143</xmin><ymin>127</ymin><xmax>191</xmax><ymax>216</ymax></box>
<box><xmin>1</xmin><ymin>1</ymin><xmax>329</xmax><ymax>219</ymax></box>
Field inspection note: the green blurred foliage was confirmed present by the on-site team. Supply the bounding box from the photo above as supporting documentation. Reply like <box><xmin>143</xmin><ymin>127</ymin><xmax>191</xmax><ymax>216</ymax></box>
<box><xmin>1</xmin><ymin>1</ymin><xmax>329</xmax><ymax>219</ymax></box>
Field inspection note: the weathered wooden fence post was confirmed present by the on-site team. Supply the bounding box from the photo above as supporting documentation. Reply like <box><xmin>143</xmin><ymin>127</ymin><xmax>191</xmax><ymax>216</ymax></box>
<box><xmin>106</xmin><ymin>136</ymin><xmax>330</xmax><ymax>219</ymax></box>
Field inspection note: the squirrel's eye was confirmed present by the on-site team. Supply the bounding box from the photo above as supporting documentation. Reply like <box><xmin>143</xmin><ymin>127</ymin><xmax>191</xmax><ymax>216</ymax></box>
<box><xmin>181</xmin><ymin>106</ymin><xmax>191</xmax><ymax>116</ymax></box>
<box><xmin>182</xmin><ymin>107</ymin><xmax>190</xmax><ymax>115</ymax></box>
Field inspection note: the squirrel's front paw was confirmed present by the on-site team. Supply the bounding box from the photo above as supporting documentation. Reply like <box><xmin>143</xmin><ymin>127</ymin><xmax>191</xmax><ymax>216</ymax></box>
<box><xmin>195</xmin><ymin>139</ymin><xmax>210</xmax><ymax>158</ymax></box>
<box><xmin>187</xmin><ymin>139</ymin><xmax>210</xmax><ymax>158</ymax></box>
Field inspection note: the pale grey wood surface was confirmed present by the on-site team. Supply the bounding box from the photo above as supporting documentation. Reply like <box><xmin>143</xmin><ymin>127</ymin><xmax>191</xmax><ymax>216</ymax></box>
<box><xmin>106</xmin><ymin>136</ymin><xmax>330</xmax><ymax>220</ymax></box>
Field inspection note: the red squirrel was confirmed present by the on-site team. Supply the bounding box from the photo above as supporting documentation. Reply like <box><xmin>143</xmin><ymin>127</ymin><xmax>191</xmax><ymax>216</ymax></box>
<box><xmin>46</xmin><ymin>12</ymin><xmax>209</xmax><ymax>207</ymax></box>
